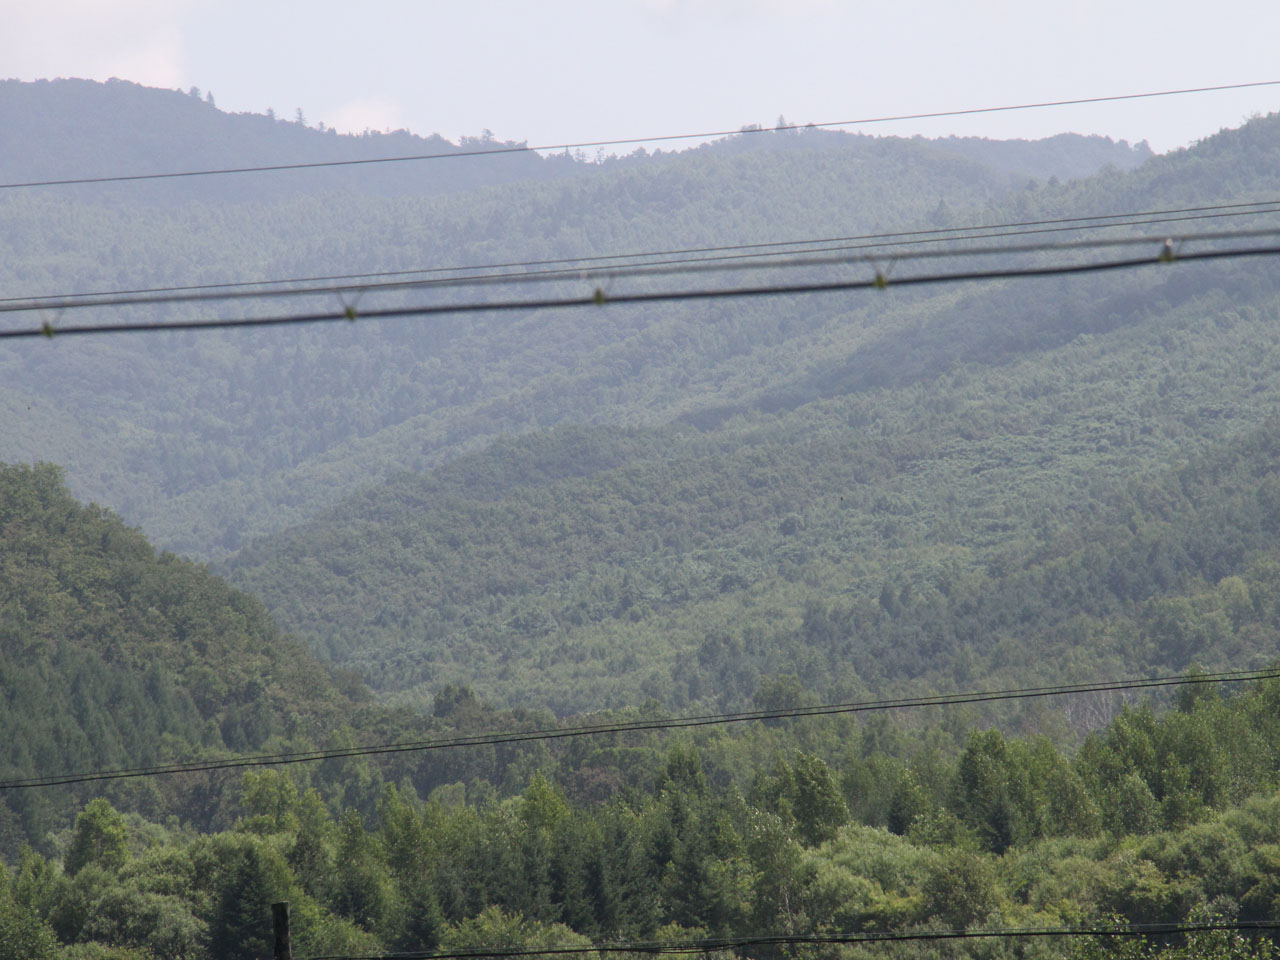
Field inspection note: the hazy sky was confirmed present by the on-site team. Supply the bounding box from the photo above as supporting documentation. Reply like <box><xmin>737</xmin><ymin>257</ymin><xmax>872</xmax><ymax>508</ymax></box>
<box><xmin>4</xmin><ymin>0</ymin><xmax>1279</xmax><ymax>154</ymax></box>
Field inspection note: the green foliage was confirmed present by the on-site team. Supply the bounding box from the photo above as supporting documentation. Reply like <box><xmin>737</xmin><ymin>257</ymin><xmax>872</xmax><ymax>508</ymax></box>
<box><xmin>754</xmin><ymin>753</ymin><xmax>847</xmax><ymax>846</ymax></box>
<box><xmin>0</xmin><ymin>885</ymin><xmax>57</xmax><ymax>960</ymax></box>
<box><xmin>206</xmin><ymin>839</ymin><xmax>284</xmax><ymax>960</ymax></box>
<box><xmin>9</xmin><ymin>81</ymin><xmax>1280</xmax><ymax>960</ymax></box>
<box><xmin>63</xmin><ymin>801</ymin><xmax>129</xmax><ymax>877</ymax></box>
<box><xmin>237</xmin><ymin>770</ymin><xmax>300</xmax><ymax>835</ymax></box>
<box><xmin>1067</xmin><ymin>926</ymin><xmax>1275</xmax><ymax>960</ymax></box>
<box><xmin>12</xmin><ymin>471</ymin><xmax>1280</xmax><ymax>957</ymax></box>
<box><xmin>440</xmin><ymin>905</ymin><xmax>595</xmax><ymax>956</ymax></box>
<box><xmin>16</xmin><ymin>702</ymin><xmax>1280</xmax><ymax>960</ymax></box>
<box><xmin>57</xmin><ymin>945</ymin><xmax>158</xmax><ymax>960</ymax></box>
<box><xmin>227</xmin><ymin>340</ymin><xmax>1280</xmax><ymax>714</ymax></box>
<box><xmin>921</xmin><ymin>849</ymin><xmax>1001</xmax><ymax>928</ymax></box>
<box><xmin>9</xmin><ymin>87</ymin><xmax>1280</xmax><ymax>730</ymax></box>
<box><xmin>330</xmin><ymin>810</ymin><xmax>392</xmax><ymax>930</ymax></box>
<box><xmin>0</xmin><ymin>462</ymin><xmax>387</xmax><ymax>836</ymax></box>
<box><xmin>48</xmin><ymin>860</ymin><xmax>206</xmax><ymax>960</ymax></box>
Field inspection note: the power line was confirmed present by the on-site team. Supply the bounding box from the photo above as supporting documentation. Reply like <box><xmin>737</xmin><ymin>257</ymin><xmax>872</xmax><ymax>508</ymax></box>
<box><xmin>313</xmin><ymin>224</ymin><xmax>1280</xmax><ymax>298</ymax></box>
<box><xmin>6</xmin><ymin>197</ymin><xmax>1279</xmax><ymax>309</ymax></box>
<box><xmin>7</xmin><ymin>197</ymin><xmax>1278</xmax><ymax>313</ymax></box>
<box><xmin>2</xmin><ymin>80</ymin><xmax>1276</xmax><ymax>191</ymax></box>
<box><xmin>1</xmin><ymin>667</ymin><xmax>1274</xmax><ymax>791</ymax></box>
<box><xmin>5</xmin><ymin>210</ymin><xmax>1280</xmax><ymax>317</ymax></box>
<box><xmin>4</xmin><ymin>241</ymin><xmax>1277</xmax><ymax>341</ymax></box>
<box><xmin>370</xmin><ymin>224</ymin><xmax>1280</xmax><ymax>290</ymax></box>
<box><xmin>301</xmin><ymin>920</ymin><xmax>1280</xmax><ymax>960</ymax></box>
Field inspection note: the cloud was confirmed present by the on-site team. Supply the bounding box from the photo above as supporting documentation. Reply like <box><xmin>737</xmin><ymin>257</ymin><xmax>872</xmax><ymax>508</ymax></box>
<box><xmin>2</xmin><ymin>1</ymin><xmax>191</xmax><ymax>88</ymax></box>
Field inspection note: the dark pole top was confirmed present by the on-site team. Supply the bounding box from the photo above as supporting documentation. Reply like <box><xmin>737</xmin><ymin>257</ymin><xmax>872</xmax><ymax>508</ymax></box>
<box><xmin>272</xmin><ymin>901</ymin><xmax>293</xmax><ymax>960</ymax></box>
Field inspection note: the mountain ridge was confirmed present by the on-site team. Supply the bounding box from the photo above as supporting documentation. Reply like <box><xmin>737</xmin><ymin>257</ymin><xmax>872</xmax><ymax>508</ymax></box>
<box><xmin>1</xmin><ymin>79</ymin><xmax>1156</xmax><ymax>559</ymax></box>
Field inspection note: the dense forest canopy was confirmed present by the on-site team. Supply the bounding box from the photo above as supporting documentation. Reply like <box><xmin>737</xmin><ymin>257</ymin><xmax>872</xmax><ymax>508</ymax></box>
<box><xmin>215</xmin><ymin>108</ymin><xmax>1280</xmax><ymax>713</ymax></box>
<box><xmin>1</xmin><ymin>79</ymin><xmax>1156</xmax><ymax>560</ymax></box>
<box><xmin>7</xmin><ymin>466</ymin><xmax>1280</xmax><ymax>960</ymax></box>
<box><xmin>2</xmin><ymin>79</ymin><xmax>1280</xmax><ymax>959</ymax></box>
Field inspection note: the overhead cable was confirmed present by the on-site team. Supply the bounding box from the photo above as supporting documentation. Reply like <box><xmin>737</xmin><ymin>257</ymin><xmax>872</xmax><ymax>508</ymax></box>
<box><xmin>5</xmin><ymin>213</ymin><xmax>1280</xmax><ymax>317</ymax></box>
<box><xmin>1</xmin><ymin>80</ymin><xmax>1276</xmax><ymax>190</ymax></box>
<box><xmin>300</xmin><ymin>920</ymin><xmax>1280</xmax><ymax>960</ymax></box>
<box><xmin>1</xmin><ymin>667</ymin><xmax>1275</xmax><ymax>790</ymax></box>
<box><xmin>3</xmin><ymin>241</ymin><xmax>1278</xmax><ymax>341</ymax></box>
<box><xmin>7</xmin><ymin>197</ymin><xmax>1280</xmax><ymax>310</ymax></box>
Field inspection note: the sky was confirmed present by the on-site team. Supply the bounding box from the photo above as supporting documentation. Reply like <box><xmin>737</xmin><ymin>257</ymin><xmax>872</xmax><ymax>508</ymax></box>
<box><xmin>2</xmin><ymin>0</ymin><xmax>1279</xmax><ymax>155</ymax></box>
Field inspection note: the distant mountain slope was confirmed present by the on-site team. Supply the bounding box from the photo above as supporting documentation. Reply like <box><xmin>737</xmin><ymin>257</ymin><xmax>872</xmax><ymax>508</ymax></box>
<box><xmin>0</xmin><ymin>462</ymin><xmax>365</xmax><ymax>841</ymax></box>
<box><xmin>0</xmin><ymin>79</ymin><xmax>1150</xmax><ymax>205</ymax></box>
<box><xmin>212</xmin><ymin>113</ymin><xmax>1280</xmax><ymax>711</ymax></box>
<box><xmin>0</xmin><ymin>80</ymin><xmax>1157</xmax><ymax>560</ymax></box>
<box><xmin>224</xmin><ymin>276</ymin><xmax>1280</xmax><ymax>713</ymax></box>
<box><xmin>925</xmin><ymin>131</ymin><xmax>1152</xmax><ymax>179</ymax></box>
<box><xmin>1</xmin><ymin>93</ymin><xmax>1072</xmax><ymax>558</ymax></box>
<box><xmin>0</xmin><ymin>77</ymin><xmax>569</xmax><ymax>203</ymax></box>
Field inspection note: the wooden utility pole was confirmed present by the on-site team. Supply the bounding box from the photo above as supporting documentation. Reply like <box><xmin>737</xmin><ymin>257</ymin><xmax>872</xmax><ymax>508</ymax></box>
<box><xmin>272</xmin><ymin>901</ymin><xmax>293</xmax><ymax>960</ymax></box>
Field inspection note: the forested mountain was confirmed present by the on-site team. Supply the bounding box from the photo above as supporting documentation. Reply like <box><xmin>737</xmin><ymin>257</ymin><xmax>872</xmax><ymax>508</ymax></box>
<box><xmin>218</xmin><ymin>111</ymin><xmax>1280</xmax><ymax>713</ymax></box>
<box><xmin>0</xmin><ymin>462</ymin><xmax>373</xmax><ymax>844</ymax></box>
<box><xmin>0</xmin><ymin>78</ymin><xmax>567</xmax><ymax>203</ymax></box>
<box><xmin>1</xmin><ymin>80</ymin><xmax>1151</xmax><ymax>561</ymax></box>
<box><xmin>0</xmin><ymin>79</ymin><xmax>1149</xmax><ymax>205</ymax></box>
<box><xmin>4</xmin><ymin>81</ymin><xmax>1280</xmax><ymax>712</ymax></box>
<box><xmin>2</xmin><ymin>80</ymin><xmax>1277</xmax><ymax>716</ymax></box>
<box><xmin>10</xmin><ymin>464</ymin><xmax>1280</xmax><ymax>960</ymax></box>
<box><xmin>916</xmin><ymin>131</ymin><xmax>1152</xmax><ymax>180</ymax></box>
<box><xmin>5</xmin><ymin>77</ymin><xmax>1280</xmax><ymax>960</ymax></box>
<box><xmin>225</xmin><ymin>384</ymin><xmax>1280</xmax><ymax>715</ymax></box>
